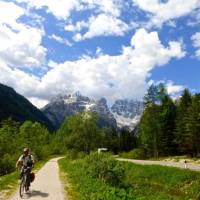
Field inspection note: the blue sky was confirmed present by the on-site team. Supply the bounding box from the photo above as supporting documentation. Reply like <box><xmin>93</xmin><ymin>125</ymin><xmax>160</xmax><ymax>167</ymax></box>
<box><xmin>0</xmin><ymin>0</ymin><xmax>200</xmax><ymax>108</ymax></box>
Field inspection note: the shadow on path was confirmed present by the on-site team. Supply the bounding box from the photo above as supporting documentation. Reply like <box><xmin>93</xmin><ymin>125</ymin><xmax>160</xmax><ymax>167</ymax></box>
<box><xmin>31</xmin><ymin>190</ymin><xmax>49</xmax><ymax>198</ymax></box>
<box><xmin>22</xmin><ymin>190</ymin><xmax>49</xmax><ymax>199</ymax></box>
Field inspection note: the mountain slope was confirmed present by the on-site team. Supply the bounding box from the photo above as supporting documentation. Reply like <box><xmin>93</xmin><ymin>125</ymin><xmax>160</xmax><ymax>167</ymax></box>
<box><xmin>111</xmin><ymin>99</ymin><xmax>144</xmax><ymax>130</ymax></box>
<box><xmin>42</xmin><ymin>93</ymin><xmax>144</xmax><ymax>130</ymax></box>
<box><xmin>42</xmin><ymin>93</ymin><xmax>117</xmax><ymax>129</ymax></box>
<box><xmin>0</xmin><ymin>83</ymin><xmax>54</xmax><ymax>130</ymax></box>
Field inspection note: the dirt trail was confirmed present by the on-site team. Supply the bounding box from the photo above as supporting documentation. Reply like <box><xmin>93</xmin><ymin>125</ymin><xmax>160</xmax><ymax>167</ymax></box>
<box><xmin>117</xmin><ymin>158</ymin><xmax>200</xmax><ymax>171</ymax></box>
<box><xmin>10</xmin><ymin>157</ymin><xmax>66</xmax><ymax>200</ymax></box>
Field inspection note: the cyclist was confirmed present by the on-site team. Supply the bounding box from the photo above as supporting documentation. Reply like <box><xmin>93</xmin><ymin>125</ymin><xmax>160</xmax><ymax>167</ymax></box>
<box><xmin>16</xmin><ymin>148</ymin><xmax>35</xmax><ymax>191</ymax></box>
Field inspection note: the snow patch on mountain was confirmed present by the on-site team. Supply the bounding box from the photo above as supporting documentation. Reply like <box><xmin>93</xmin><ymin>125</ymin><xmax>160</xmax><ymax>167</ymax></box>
<box><xmin>42</xmin><ymin>93</ymin><xmax>144</xmax><ymax>130</ymax></box>
<box><xmin>113</xmin><ymin>113</ymin><xmax>141</xmax><ymax>130</ymax></box>
<box><xmin>111</xmin><ymin>99</ymin><xmax>144</xmax><ymax>130</ymax></box>
<box><xmin>42</xmin><ymin>93</ymin><xmax>117</xmax><ymax>129</ymax></box>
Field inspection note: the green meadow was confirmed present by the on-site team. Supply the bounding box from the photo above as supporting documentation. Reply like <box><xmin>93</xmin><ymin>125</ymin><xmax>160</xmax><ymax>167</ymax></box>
<box><xmin>59</xmin><ymin>153</ymin><xmax>200</xmax><ymax>200</ymax></box>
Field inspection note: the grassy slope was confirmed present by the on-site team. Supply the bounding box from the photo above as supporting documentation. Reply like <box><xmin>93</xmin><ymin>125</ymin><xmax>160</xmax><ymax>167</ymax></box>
<box><xmin>0</xmin><ymin>157</ymin><xmax>51</xmax><ymax>199</ymax></box>
<box><xmin>59</xmin><ymin>157</ymin><xmax>200</xmax><ymax>200</ymax></box>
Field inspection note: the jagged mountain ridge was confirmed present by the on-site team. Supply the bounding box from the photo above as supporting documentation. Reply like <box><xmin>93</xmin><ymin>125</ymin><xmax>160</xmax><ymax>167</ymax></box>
<box><xmin>42</xmin><ymin>93</ymin><xmax>117</xmax><ymax>129</ymax></box>
<box><xmin>42</xmin><ymin>93</ymin><xmax>144</xmax><ymax>130</ymax></box>
<box><xmin>0</xmin><ymin>83</ymin><xmax>54</xmax><ymax>131</ymax></box>
<box><xmin>111</xmin><ymin>99</ymin><xmax>144</xmax><ymax>130</ymax></box>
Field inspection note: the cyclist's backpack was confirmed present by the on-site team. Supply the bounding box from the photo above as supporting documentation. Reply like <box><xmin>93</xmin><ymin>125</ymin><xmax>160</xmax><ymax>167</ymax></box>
<box><xmin>22</xmin><ymin>155</ymin><xmax>33</xmax><ymax>167</ymax></box>
<box><xmin>30</xmin><ymin>172</ymin><xmax>35</xmax><ymax>182</ymax></box>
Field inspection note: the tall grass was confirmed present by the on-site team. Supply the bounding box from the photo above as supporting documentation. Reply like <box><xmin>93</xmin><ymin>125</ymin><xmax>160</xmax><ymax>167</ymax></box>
<box><xmin>59</xmin><ymin>153</ymin><xmax>200</xmax><ymax>200</ymax></box>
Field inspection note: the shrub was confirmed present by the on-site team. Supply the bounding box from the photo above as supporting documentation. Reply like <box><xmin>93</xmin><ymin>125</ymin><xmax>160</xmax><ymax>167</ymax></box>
<box><xmin>65</xmin><ymin>150</ymin><xmax>87</xmax><ymax>160</ymax></box>
<box><xmin>33</xmin><ymin>146</ymin><xmax>49</xmax><ymax>160</ymax></box>
<box><xmin>84</xmin><ymin>153</ymin><xmax>125</xmax><ymax>186</ymax></box>
<box><xmin>0</xmin><ymin>154</ymin><xmax>15</xmax><ymax>175</ymax></box>
<box><xmin>120</xmin><ymin>148</ymin><xmax>146</xmax><ymax>159</ymax></box>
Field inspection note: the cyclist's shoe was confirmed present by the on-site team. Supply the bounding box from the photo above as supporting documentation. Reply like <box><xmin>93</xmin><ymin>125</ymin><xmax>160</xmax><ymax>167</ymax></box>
<box><xmin>25</xmin><ymin>186</ymin><xmax>29</xmax><ymax>192</ymax></box>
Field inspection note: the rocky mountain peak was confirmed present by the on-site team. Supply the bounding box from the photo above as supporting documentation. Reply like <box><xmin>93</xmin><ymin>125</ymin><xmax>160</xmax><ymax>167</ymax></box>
<box><xmin>42</xmin><ymin>94</ymin><xmax>117</xmax><ymax>129</ymax></box>
<box><xmin>97</xmin><ymin>97</ymin><xmax>107</xmax><ymax>105</ymax></box>
<box><xmin>111</xmin><ymin>99</ymin><xmax>144</xmax><ymax>130</ymax></box>
<box><xmin>42</xmin><ymin>93</ymin><xmax>144</xmax><ymax>130</ymax></box>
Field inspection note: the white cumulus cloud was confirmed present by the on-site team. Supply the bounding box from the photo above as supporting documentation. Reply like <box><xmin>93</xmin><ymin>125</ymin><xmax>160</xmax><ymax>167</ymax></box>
<box><xmin>28</xmin><ymin>97</ymin><xmax>49</xmax><ymax>108</ymax></box>
<box><xmin>191</xmin><ymin>32</ymin><xmax>200</xmax><ymax>59</ymax></box>
<box><xmin>83</xmin><ymin>14</ymin><xmax>129</xmax><ymax>39</ymax></box>
<box><xmin>15</xmin><ymin>0</ymin><xmax>81</xmax><ymax>20</ymax></box>
<box><xmin>133</xmin><ymin>0</ymin><xmax>199</xmax><ymax>27</ymax></box>
<box><xmin>0</xmin><ymin>1</ymin><xmax>24</xmax><ymax>28</ymax></box>
<box><xmin>166</xmin><ymin>81</ymin><xmax>185</xmax><ymax>95</ymax></box>
<box><xmin>0</xmin><ymin>61</ymin><xmax>40</xmax><ymax>96</ymax></box>
<box><xmin>0</xmin><ymin>28</ymin><xmax>185</xmax><ymax>108</ymax></box>
<box><xmin>0</xmin><ymin>1</ymin><xmax>46</xmax><ymax>68</ymax></box>
<box><xmin>82</xmin><ymin>0</ymin><xmax>122</xmax><ymax>17</ymax></box>
<box><xmin>64</xmin><ymin>0</ymin><xmax>131</xmax><ymax>40</ymax></box>
<box><xmin>68</xmin><ymin>14</ymin><xmax>130</xmax><ymax>41</ymax></box>
<box><xmin>49</xmin><ymin>34</ymin><xmax>72</xmax><ymax>46</ymax></box>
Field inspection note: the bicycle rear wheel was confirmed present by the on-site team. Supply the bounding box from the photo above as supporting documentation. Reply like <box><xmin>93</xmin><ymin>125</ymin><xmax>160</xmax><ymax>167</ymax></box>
<box><xmin>19</xmin><ymin>176</ymin><xmax>26</xmax><ymax>198</ymax></box>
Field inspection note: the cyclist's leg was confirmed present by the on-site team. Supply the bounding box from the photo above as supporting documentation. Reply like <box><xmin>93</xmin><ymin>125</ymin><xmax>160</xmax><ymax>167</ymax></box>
<box><xmin>20</xmin><ymin>166</ymin><xmax>24</xmax><ymax>179</ymax></box>
<box><xmin>26</xmin><ymin>168</ymin><xmax>31</xmax><ymax>188</ymax></box>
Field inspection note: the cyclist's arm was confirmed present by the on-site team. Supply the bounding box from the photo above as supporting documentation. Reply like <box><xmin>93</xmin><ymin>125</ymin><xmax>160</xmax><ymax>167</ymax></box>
<box><xmin>16</xmin><ymin>155</ymin><xmax>23</xmax><ymax>168</ymax></box>
<box><xmin>16</xmin><ymin>160</ymin><xmax>22</xmax><ymax>168</ymax></box>
<box><xmin>31</xmin><ymin>155</ymin><xmax>35</xmax><ymax>166</ymax></box>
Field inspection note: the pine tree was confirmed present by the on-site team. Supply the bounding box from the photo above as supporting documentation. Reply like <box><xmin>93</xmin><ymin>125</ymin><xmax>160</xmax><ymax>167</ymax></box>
<box><xmin>139</xmin><ymin>84</ymin><xmax>167</xmax><ymax>158</ymax></box>
<box><xmin>139</xmin><ymin>104</ymin><xmax>161</xmax><ymax>158</ymax></box>
<box><xmin>140</xmin><ymin>84</ymin><xmax>171</xmax><ymax>157</ymax></box>
<box><xmin>144</xmin><ymin>84</ymin><xmax>159</xmax><ymax>107</ymax></box>
<box><xmin>175</xmin><ymin>89</ymin><xmax>191</xmax><ymax>154</ymax></box>
<box><xmin>159</xmin><ymin>95</ymin><xmax>176</xmax><ymax>156</ymax></box>
<box><xmin>119</xmin><ymin>129</ymin><xmax>136</xmax><ymax>152</ymax></box>
<box><xmin>185</xmin><ymin>94</ymin><xmax>200</xmax><ymax>157</ymax></box>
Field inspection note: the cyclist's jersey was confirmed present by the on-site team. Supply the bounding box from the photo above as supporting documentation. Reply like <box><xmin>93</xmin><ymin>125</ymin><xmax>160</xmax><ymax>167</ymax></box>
<box><xmin>18</xmin><ymin>154</ymin><xmax>34</xmax><ymax>167</ymax></box>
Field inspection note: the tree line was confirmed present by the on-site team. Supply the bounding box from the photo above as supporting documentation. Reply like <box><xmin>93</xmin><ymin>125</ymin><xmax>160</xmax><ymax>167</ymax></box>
<box><xmin>0</xmin><ymin>119</ymin><xmax>54</xmax><ymax>175</ymax></box>
<box><xmin>139</xmin><ymin>84</ymin><xmax>200</xmax><ymax>158</ymax></box>
<box><xmin>0</xmin><ymin>113</ymin><xmax>135</xmax><ymax>176</ymax></box>
<box><xmin>51</xmin><ymin>112</ymin><xmax>136</xmax><ymax>155</ymax></box>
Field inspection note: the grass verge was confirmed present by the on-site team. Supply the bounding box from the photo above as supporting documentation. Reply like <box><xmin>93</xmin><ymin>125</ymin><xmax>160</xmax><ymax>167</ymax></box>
<box><xmin>59</xmin><ymin>158</ymin><xmax>80</xmax><ymax>200</ymax></box>
<box><xmin>59</xmin><ymin>154</ymin><xmax>200</xmax><ymax>200</ymax></box>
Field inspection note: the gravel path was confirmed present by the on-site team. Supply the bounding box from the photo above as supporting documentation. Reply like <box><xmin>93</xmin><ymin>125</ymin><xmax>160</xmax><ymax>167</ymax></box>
<box><xmin>10</xmin><ymin>157</ymin><xmax>66</xmax><ymax>200</ymax></box>
<box><xmin>117</xmin><ymin>158</ymin><xmax>200</xmax><ymax>171</ymax></box>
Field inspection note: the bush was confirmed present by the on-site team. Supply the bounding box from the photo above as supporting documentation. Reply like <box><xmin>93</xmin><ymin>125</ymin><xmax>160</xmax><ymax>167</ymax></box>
<box><xmin>84</xmin><ymin>153</ymin><xmax>125</xmax><ymax>186</ymax></box>
<box><xmin>59</xmin><ymin>156</ymin><xmax>200</xmax><ymax>200</ymax></box>
<box><xmin>33</xmin><ymin>146</ymin><xmax>49</xmax><ymax>161</ymax></box>
<box><xmin>0</xmin><ymin>154</ymin><xmax>15</xmax><ymax>175</ymax></box>
<box><xmin>65</xmin><ymin>150</ymin><xmax>87</xmax><ymax>160</ymax></box>
<box><xmin>120</xmin><ymin>148</ymin><xmax>146</xmax><ymax>159</ymax></box>
<box><xmin>59</xmin><ymin>158</ymin><xmax>133</xmax><ymax>200</ymax></box>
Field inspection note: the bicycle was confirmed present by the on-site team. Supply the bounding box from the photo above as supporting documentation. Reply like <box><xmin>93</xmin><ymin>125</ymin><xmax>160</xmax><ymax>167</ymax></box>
<box><xmin>19</xmin><ymin>166</ymin><xmax>31</xmax><ymax>198</ymax></box>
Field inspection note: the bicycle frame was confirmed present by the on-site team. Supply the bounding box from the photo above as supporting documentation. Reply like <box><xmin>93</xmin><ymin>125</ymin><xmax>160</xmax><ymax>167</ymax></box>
<box><xmin>19</xmin><ymin>167</ymin><xmax>31</xmax><ymax>198</ymax></box>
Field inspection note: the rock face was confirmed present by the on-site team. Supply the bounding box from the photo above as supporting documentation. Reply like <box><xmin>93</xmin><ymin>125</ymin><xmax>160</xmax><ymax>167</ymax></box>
<box><xmin>0</xmin><ymin>83</ymin><xmax>54</xmax><ymax>131</ymax></box>
<box><xmin>42</xmin><ymin>93</ymin><xmax>117</xmax><ymax>129</ymax></box>
<box><xmin>111</xmin><ymin>99</ymin><xmax>144</xmax><ymax>130</ymax></box>
<box><xmin>42</xmin><ymin>93</ymin><xmax>144</xmax><ymax>130</ymax></box>
<box><xmin>90</xmin><ymin>98</ymin><xmax>117</xmax><ymax>129</ymax></box>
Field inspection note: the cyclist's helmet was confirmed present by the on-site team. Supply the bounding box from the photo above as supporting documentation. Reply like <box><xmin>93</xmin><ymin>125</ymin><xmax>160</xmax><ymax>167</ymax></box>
<box><xmin>23</xmin><ymin>148</ymin><xmax>29</xmax><ymax>154</ymax></box>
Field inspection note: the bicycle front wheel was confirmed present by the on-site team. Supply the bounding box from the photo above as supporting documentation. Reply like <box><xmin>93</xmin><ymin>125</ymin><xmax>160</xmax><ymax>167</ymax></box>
<box><xmin>19</xmin><ymin>176</ymin><xmax>26</xmax><ymax>198</ymax></box>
